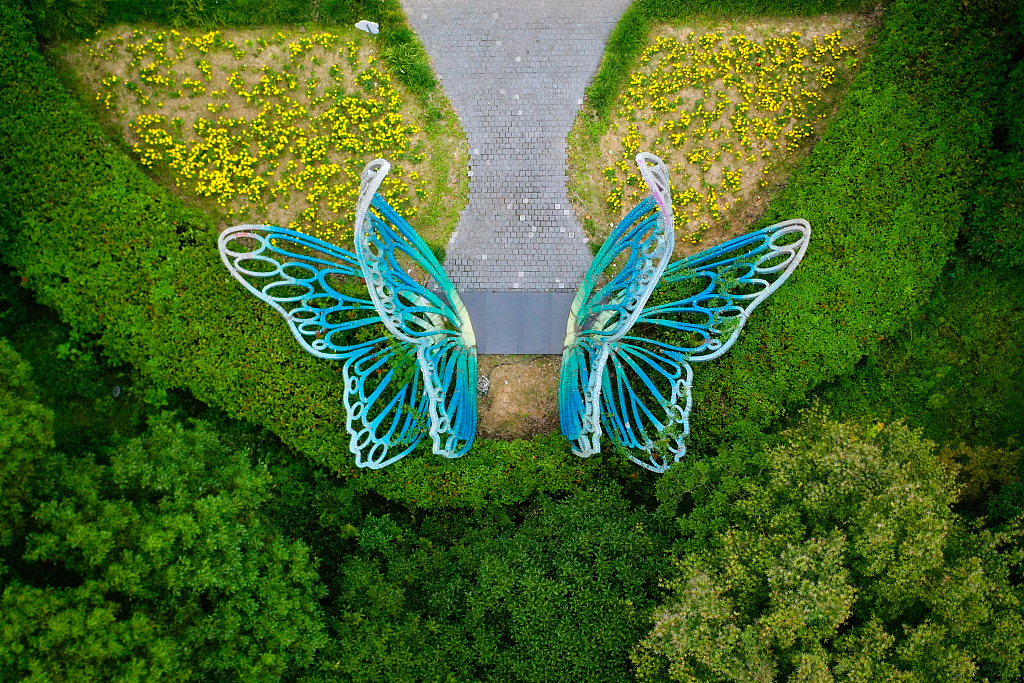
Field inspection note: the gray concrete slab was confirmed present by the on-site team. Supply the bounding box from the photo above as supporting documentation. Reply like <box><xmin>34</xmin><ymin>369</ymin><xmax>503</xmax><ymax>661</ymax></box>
<box><xmin>463</xmin><ymin>292</ymin><xmax>575</xmax><ymax>354</ymax></box>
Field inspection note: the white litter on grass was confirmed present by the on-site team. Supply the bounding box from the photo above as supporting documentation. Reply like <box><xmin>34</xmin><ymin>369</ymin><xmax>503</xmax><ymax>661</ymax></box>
<box><xmin>355</xmin><ymin>20</ymin><xmax>380</xmax><ymax>35</ymax></box>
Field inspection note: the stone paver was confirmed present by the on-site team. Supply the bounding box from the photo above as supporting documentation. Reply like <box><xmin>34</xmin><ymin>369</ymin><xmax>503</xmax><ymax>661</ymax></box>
<box><xmin>400</xmin><ymin>0</ymin><xmax>633</xmax><ymax>292</ymax></box>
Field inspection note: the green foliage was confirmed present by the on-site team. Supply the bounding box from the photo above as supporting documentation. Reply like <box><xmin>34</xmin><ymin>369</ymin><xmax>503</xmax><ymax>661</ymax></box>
<box><xmin>99</xmin><ymin>0</ymin><xmax>438</xmax><ymax>95</ymax></box>
<box><xmin>0</xmin><ymin>412</ymin><xmax>327</xmax><ymax>682</ymax></box>
<box><xmin>302</xmin><ymin>486</ymin><xmax>667</xmax><ymax>682</ymax></box>
<box><xmin>585</xmin><ymin>2</ymin><xmax>652</xmax><ymax>118</ymax></box>
<box><xmin>348</xmin><ymin>435</ymin><xmax>597</xmax><ymax>509</ymax></box>
<box><xmin>0</xmin><ymin>2</ymin><xmax>462</xmax><ymax>499</ymax></box>
<box><xmin>577</xmin><ymin>0</ymin><xmax>1024</xmax><ymax>472</ymax></box>
<box><xmin>0</xmin><ymin>339</ymin><xmax>53</xmax><ymax>548</ymax></box>
<box><xmin>16</xmin><ymin>0</ymin><xmax>108</xmax><ymax>43</ymax></box>
<box><xmin>1</xmin><ymin>309</ymin><xmax>150</xmax><ymax>456</ymax></box>
<box><xmin>0</xmin><ymin>1</ymin><xmax>340</xmax><ymax>468</ymax></box>
<box><xmin>813</xmin><ymin>257</ymin><xmax>1024</xmax><ymax>455</ymax></box>
<box><xmin>637</xmin><ymin>408</ymin><xmax>1024</xmax><ymax>682</ymax></box>
<box><xmin>104</xmin><ymin>0</ymin><xmax>377</xmax><ymax>28</ymax></box>
<box><xmin>939</xmin><ymin>441</ymin><xmax>1022</xmax><ymax>504</ymax></box>
<box><xmin>965</xmin><ymin>52</ymin><xmax>1024</xmax><ymax>267</ymax></box>
<box><xmin>677</xmin><ymin>0</ymin><xmax>1023</xmax><ymax>454</ymax></box>
<box><xmin>1</xmin><ymin>0</ymin><xmax>1022</xmax><ymax>515</ymax></box>
<box><xmin>427</xmin><ymin>239</ymin><xmax>447</xmax><ymax>265</ymax></box>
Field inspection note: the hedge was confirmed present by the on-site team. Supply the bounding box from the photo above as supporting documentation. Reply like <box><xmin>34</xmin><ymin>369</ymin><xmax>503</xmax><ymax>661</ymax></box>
<box><xmin>675</xmin><ymin>0</ymin><xmax>1021</xmax><ymax>452</ymax></box>
<box><xmin>17</xmin><ymin>0</ymin><xmax>436</xmax><ymax>96</ymax></box>
<box><xmin>1</xmin><ymin>0</ymin><xmax>1019</xmax><ymax>503</ymax></box>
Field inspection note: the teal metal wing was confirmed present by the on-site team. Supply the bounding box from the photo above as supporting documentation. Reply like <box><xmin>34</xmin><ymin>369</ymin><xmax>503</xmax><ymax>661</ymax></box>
<box><xmin>561</xmin><ymin>151</ymin><xmax>811</xmax><ymax>472</ymax></box>
<box><xmin>218</xmin><ymin>159</ymin><xmax>477</xmax><ymax>468</ymax></box>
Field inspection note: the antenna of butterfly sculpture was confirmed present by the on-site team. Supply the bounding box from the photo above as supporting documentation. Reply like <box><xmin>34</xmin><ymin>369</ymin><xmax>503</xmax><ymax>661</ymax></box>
<box><xmin>560</xmin><ymin>152</ymin><xmax>811</xmax><ymax>472</ymax></box>
<box><xmin>219</xmin><ymin>159</ymin><xmax>477</xmax><ymax>469</ymax></box>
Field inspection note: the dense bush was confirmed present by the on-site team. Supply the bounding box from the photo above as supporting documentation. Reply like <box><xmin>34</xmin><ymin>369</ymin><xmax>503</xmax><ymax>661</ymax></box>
<box><xmin>0</xmin><ymin>2</ymin><xmax>382</xmax><ymax>478</ymax></box>
<box><xmin>2</xmin><ymin>0</ymin><xmax>1022</xmax><ymax>680</ymax></box>
<box><xmin>298</xmin><ymin>486</ymin><xmax>667</xmax><ymax>682</ymax></box>
<box><xmin>15</xmin><ymin>0</ymin><xmax>108</xmax><ymax>43</ymax></box>
<box><xmin>964</xmin><ymin>28</ymin><xmax>1024</xmax><ymax>268</ymax></box>
<box><xmin>0</xmin><ymin>339</ymin><xmax>52</xmax><ymax>549</ymax></box>
<box><xmin>0</xmin><ymin>342</ymin><xmax>327</xmax><ymax>681</ymax></box>
<box><xmin>41</xmin><ymin>0</ymin><xmax>440</xmax><ymax>95</ymax></box>
<box><xmin>637</xmin><ymin>408</ymin><xmax>1024</xmax><ymax>682</ymax></box>
<box><xmin>3</xmin><ymin>0</ymin><xmax>1023</xmax><ymax>501</ymax></box>
<box><xmin>577</xmin><ymin>0</ymin><xmax>1023</xmax><ymax>461</ymax></box>
<box><xmin>814</xmin><ymin>257</ymin><xmax>1024</xmax><ymax>457</ymax></box>
<box><xmin>676</xmin><ymin>0</ymin><xmax>1024</xmax><ymax>453</ymax></box>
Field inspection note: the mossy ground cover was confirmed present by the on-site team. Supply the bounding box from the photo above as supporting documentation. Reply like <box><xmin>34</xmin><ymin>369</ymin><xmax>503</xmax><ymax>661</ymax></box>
<box><xmin>59</xmin><ymin>25</ymin><xmax>468</xmax><ymax>247</ymax></box>
<box><xmin>570</xmin><ymin>15</ymin><xmax>872</xmax><ymax>255</ymax></box>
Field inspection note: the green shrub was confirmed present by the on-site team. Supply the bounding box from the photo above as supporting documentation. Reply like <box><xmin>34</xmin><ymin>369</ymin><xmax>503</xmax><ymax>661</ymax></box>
<box><xmin>0</xmin><ymin>339</ymin><xmax>52</xmax><ymax>548</ymax></box>
<box><xmin>302</xmin><ymin>486</ymin><xmax>667</xmax><ymax>682</ymax></box>
<box><xmin>105</xmin><ymin>0</ymin><xmax>363</xmax><ymax>27</ymax></box>
<box><xmin>812</xmin><ymin>258</ymin><xmax>1024</xmax><ymax>454</ymax></box>
<box><xmin>637</xmin><ymin>408</ymin><xmax>1024</xmax><ymax>682</ymax></box>
<box><xmin>574</xmin><ymin>0</ymin><xmax>1023</xmax><ymax>465</ymax></box>
<box><xmin>348</xmin><ymin>434</ymin><xmax>598</xmax><ymax>509</ymax></box>
<box><xmin>16</xmin><ymin>0</ymin><xmax>108</xmax><ymax>43</ymax></box>
<box><xmin>100</xmin><ymin>0</ymin><xmax>438</xmax><ymax>95</ymax></box>
<box><xmin>0</xmin><ymin>386</ymin><xmax>328</xmax><ymax>682</ymax></box>
<box><xmin>2</xmin><ymin>0</ymin><xmax>1021</xmax><ymax>508</ymax></box>
<box><xmin>676</xmin><ymin>0</ymin><xmax>1022</xmax><ymax>453</ymax></box>
<box><xmin>965</xmin><ymin>50</ymin><xmax>1024</xmax><ymax>267</ymax></box>
<box><xmin>0</xmin><ymin>1</ymin><xmax>578</xmax><ymax>506</ymax></box>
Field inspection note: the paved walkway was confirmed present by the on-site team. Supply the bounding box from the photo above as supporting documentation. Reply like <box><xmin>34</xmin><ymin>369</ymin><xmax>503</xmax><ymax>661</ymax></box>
<box><xmin>400</xmin><ymin>0</ymin><xmax>633</xmax><ymax>292</ymax></box>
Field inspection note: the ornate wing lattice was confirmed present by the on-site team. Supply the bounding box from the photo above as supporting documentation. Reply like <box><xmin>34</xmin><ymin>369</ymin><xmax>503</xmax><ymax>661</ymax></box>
<box><xmin>560</xmin><ymin>152</ymin><xmax>675</xmax><ymax>460</ymax></box>
<box><xmin>354</xmin><ymin>159</ymin><xmax>477</xmax><ymax>461</ymax></box>
<box><xmin>561</xmin><ymin>152</ymin><xmax>811</xmax><ymax>472</ymax></box>
<box><xmin>219</xmin><ymin>159</ymin><xmax>476</xmax><ymax>469</ymax></box>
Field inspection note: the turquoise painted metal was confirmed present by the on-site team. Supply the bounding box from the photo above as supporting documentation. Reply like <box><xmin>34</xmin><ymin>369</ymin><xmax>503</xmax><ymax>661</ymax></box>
<box><xmin>219</xmin><ymin>159</ymin><xmax>476</xmax><ymax>469</ymax></box>
<box><xmin>560</xmin><ymin>152</ymin><xmax>811</xmax><ymax>472</ymax></box>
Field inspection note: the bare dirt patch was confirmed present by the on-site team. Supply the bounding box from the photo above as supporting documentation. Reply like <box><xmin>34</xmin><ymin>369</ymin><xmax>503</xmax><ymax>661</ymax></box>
<box><xmin>477</xmin><ymin>355</ymin><xmax>561</xmax><ymax>440</ymax></box>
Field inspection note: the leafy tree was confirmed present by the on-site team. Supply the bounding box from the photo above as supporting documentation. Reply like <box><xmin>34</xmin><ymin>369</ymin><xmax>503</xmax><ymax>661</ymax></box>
<box><xmin>0</xmin><ymin>338</ymin><xmax>52</xmax><ymax>549</ymax></box>
<box><xmin>635</xmin><ymin>408</ymin><xmax>1024</xmax><ymax>682</ymax></box>
<box><xmin>302</xmin><ymin>486</ymin><xmax>668</xmax><ymax>682</ymax></box>
<box><xmin>0</xmin><ymin>411</ymin><xmax>328</xmax><ymax>683</ymax></box>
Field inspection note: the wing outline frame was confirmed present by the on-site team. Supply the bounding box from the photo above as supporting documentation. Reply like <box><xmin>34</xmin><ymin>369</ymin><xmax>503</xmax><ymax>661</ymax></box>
<box><xmin>560</xmin><ymin>152</ymin><xmax>812</xmax><ymax>472</ymax></box>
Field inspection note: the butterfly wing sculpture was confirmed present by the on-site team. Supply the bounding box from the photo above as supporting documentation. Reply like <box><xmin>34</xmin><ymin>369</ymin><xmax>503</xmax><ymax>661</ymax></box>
<box><xmin>560</xmin><ymin>152</ymin><xmax>811</xmax><ymax>472</ymax></box>
<box><xmin>219</xmin><ymin>159</ymin><xmax>476</xmax><ymax>469</ymax></box>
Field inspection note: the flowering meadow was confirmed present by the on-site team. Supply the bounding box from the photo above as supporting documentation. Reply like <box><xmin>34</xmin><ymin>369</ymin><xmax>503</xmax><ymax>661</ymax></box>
<box><xmin>595</xmin><ymin>25</ymin><xmax>859</xmax><ymax>248</ymax></box>
<box><xmin>69</xmin><ymin>27</ymin><xmax>439</xmax><ymax>244</ymax></box>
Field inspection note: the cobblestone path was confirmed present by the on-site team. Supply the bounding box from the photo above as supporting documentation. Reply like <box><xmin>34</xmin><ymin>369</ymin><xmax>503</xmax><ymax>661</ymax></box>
<box><xmin>400</xmin><ymin>0</ymin><xmax>633</xmax><ymax>292</ymax></box>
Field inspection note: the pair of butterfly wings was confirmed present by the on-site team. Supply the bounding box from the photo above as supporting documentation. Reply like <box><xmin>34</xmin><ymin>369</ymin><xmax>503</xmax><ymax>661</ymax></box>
<box><xmin>219</xmin><ymin>156</ymin><xmax>810</xmax><ymax>471</ymax></box>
